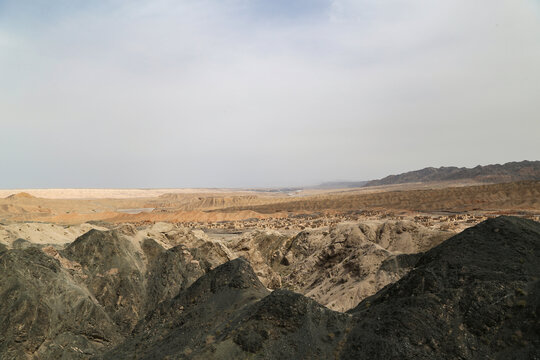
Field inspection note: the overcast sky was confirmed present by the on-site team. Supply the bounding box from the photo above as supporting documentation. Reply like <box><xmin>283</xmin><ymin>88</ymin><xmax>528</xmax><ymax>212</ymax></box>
<box><xmin>1</xmin><ymin>0</ymin><xmax>539</xmax><ymax>188</ymax></box>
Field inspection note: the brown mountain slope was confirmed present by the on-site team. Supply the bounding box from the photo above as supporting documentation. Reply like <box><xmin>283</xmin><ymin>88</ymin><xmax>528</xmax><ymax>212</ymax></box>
<box><xmin>364</xmin><ymin>160</ymin><xmax>540</xmax><ymax>187</ymax></box>
<box><xmin>221</xmin><ymin>181</ymin><xmax>540</xmax><ymax>214</ymax></box>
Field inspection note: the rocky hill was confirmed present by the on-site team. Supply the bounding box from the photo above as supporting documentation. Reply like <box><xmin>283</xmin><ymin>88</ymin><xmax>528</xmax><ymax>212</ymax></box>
<box><xmin>102</xmin><ymin>216</ymin><xmax>539</xmax><ymax>359</ymax></box>
<box><xmin>227</xmin><ymin>221</ymin><xmax>452</xmax><ymax>311</ymax></box>
<box><xmin>4</xmin><ymin>192</ymin><xmax>37</xmax><ymax>200</ymax></box>
<box><xmin>342</xmin><ymin>216</ymin><xmax>540</xmax><ymax>359</ymax></box>
<box><xmin>0</xmin><ymin>217</ymin><xmax>538</xmax><ymax>359</ymax></box>
<box><xmin>102</xmin><ymin>258</ymin><xmax>352</xmax><ymax>359</ymax></box>
<box><xmin>364</xmin><ymin>160</ymin><xmax>540</xmax><ymax>187</ymax></box>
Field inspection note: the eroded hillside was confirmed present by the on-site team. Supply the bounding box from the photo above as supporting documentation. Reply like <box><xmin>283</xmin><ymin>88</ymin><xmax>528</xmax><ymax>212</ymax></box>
<box><xmin>0</xmin><ymin>217</ymin><xmax>539</xmax><ymax>359</ymax></box>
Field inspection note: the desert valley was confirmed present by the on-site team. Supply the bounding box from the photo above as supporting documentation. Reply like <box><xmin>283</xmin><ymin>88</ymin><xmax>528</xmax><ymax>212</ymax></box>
<box><xmin>0</xmin><ymin>161</ymin><xmax>539</xmax><ymax>359</ymax></box>
<box><xmin>3</xmin><ymin>1</ymin><xmax>540</xmax><ymax>357</ymax></box>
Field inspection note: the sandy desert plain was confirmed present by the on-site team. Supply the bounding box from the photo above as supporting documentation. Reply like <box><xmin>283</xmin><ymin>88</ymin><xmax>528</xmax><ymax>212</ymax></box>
<box><xmin>1</xmin><ymin>179</ymin><xmax>539</xmax><ymax>227</ymax></box>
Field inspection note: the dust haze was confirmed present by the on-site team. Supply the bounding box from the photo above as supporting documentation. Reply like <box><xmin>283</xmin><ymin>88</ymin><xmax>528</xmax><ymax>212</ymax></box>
<box><xmin>1</xmin><ymin>0</ymin><xmax>539</xmax><ymax>188</ymax></box>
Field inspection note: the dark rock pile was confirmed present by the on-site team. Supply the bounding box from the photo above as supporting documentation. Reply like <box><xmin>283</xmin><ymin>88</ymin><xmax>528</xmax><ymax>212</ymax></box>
<box><xmin>343</xmin><ymin>216</ymin><xmax>540</xmax><ymax>359</ymax></box>
<box><xmin>0</xmin><ymin>216</ymin><xmax>538</xmax><ymax>359</ymax></box>
<box><xmin>0</xmin><ymin>228</ymin><xmax>206</xmax><ymax>359</ymax></box>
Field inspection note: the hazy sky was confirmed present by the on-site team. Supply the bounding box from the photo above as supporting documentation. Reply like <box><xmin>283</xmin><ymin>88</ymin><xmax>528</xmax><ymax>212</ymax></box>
<box><xmin>1</xmin><ymin>0</ymin><xmax>539</xmax><ymax>188</ymax></box>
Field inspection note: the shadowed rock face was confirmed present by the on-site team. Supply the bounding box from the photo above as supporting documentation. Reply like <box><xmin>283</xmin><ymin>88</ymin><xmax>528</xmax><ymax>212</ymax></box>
<box><xmin>62</xmin><ymin>229</ymin><xmax>148</xmax><ymax>334</ymax></box>
<box><xmin>102</xmin><ymin>216</ymin><xmax>539</xmax><ymax>359</ymax></box>
<box><xmin>102</xmin><ymin>258</ymin><xmax>351</xmax><ymax>360</ymax></box>
<box><xmin>342</xmin><ymin>216</ymin><xmax>540</xmax><ymax>359</ymax></box>
<box><xmin>61</xmin><ymin>229</ymin><xmax>209</xmax><ymax>335</ymax></box>
<box><xmin>144</xmin><ymin>240</ymin><xmax>206</xmax><ymax>313</ymax></box>
<box><xmin>0</xmin><ymin>217</ymin><xmax>539</xmax><ymax>359</ymax></box>
<box><xmin>103</xmin><ymin>258</ymin><xmax>271</xmax><ymax>359</ymax></box>
<box><xmin>0</xmin><ymin>247</ymin><xmax>121</xmax><ymax>359</ymax></box>
<box><xmin>225</xmin><ymin>289</ymin><xmax>352</xmax><ymax>359</ymax></box>
<box><xmin>0</xmin><ymin>228</ymin><xmax>209</xmax><ymax>359</ymax></box>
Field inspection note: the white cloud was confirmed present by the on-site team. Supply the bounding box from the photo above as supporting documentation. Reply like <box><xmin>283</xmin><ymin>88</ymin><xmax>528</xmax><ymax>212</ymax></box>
<box><xmin>0</xmin><ymin>0</ymin><xmax>539</xmax><ymax>187</ymax></box>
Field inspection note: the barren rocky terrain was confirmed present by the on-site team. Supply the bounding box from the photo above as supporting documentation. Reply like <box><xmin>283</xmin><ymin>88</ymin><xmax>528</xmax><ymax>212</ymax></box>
<box><xmin>1</xmin><ymin>165</ymin><xmax>539</xmax><ymax>359</ymax></box>
<box><xmin>1</xmin><ymin>181</ymin><xmax>539</xmax><ymax>226</ymax></box>
<box><xmin>0</xmin><ymin>216</ymin><xmax>538</xmax><ymax>359</ymax></box>
<box><xmin>0</xmin><ymin>218</ymin><xmax>453</xmax><ymax>313</ymax></box>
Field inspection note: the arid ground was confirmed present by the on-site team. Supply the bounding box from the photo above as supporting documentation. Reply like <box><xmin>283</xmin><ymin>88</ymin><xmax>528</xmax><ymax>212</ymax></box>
<box><xmin>1</xmin><ymin>179</ymin><xmax>539</xmax><ymax>359</ymax></box>
<box><xmin>1</xmin><ymin>180</ymin><xmax>539</xmax><ymax>226</ymax></box>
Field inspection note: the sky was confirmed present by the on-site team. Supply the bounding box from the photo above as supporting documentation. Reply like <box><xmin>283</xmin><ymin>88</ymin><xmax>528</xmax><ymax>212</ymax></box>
<box><xmin>1</xmin><ymin>0</ymin><xmax>539</xmax><ymax>188</ymax></box>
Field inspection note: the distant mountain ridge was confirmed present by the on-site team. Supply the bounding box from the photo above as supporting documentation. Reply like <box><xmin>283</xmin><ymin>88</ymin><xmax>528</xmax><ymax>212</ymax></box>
<box><xmin>363</xmin><ymin>160</ymin><xmax>540</xmax><ymax>187</ymax></box>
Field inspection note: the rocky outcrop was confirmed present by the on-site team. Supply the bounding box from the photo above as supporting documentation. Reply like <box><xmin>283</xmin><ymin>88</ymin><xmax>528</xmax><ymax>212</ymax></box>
<box><xmin>103</xmin><ymin>258</ymin><xmax>271</xmax><ymax>359</ymax></box>
<box><xmin>0</xmin><ymin>247</ymin><xmax>121</xmax><ymax>359</ymax></box>
<box><xmin>0</xmin><ymin>226</ymin><xmax>218</xmax><ymax>359</ymax></box>
<box><xmin>102</xmin><ymin>216</ymin><xmax>540</xmax><ymax>359</ymax></box>
<box><xmin>144</xmin><ymin>241</ymin><xmax>206</xmax><ymax>312</ymax></box>
<box><xmin>1</xmin><ymin>217</ymin><xmax>538</xmax><ymax>359</ymax></box>
<box><xmin>342</xmin><ymin>216</ymin><xmax>540</xmax><ymax>359</ymax></box>
<box><xmin>102</xmin><ymin>258</ymin><xmax>351</xmax><ymax>360</ymax></box>
<box><xmin>231</xmin><ymin>221</ymin><xmax>452</xmax><ymax>311</ymax></box>
<box><xmin>62</xmin><ymin>229</ymin><xmax>148</xmax><ymax>334</ymax></box>
<box><xmin>228</xmin><ymin>230</ymin><xmax>290</xmax><ymax>289</ymax></box>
